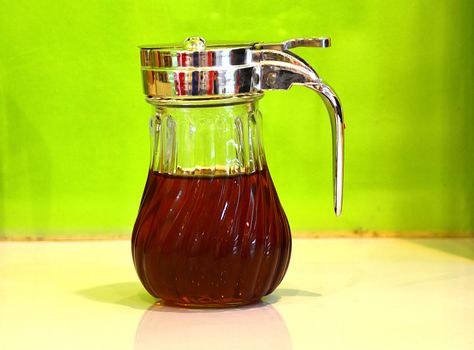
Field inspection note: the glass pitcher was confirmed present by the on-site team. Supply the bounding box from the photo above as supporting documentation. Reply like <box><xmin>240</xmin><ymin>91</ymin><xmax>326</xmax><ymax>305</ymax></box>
<box><xmin>132</xmin><ymin>37</ymin><xmax>345</xmax><ymax>307</ymax></box>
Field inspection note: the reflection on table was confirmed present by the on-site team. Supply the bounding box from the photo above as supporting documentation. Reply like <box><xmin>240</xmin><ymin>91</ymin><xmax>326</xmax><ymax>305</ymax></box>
<box><xmin>134</xmin><ymin>302</ymin><xmax>292</xmax><ymax>350</ymax></box>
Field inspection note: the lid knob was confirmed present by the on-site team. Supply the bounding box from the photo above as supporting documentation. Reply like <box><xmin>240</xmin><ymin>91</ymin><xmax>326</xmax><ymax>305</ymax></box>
<box><xmin>183</xmin><ymin>36</ymin><xmax>206</xmax><ymax>51</ymax></box>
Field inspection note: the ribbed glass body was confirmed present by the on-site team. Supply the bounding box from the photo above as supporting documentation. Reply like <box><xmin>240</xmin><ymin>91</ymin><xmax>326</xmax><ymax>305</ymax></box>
<box><xmin>132</xmin><ymin>95</ymin><xmax>292</xmax><ymax>307</ymax></box>
<box><xmin>148</xmin><ymin>97</ymin><xmax>266</xmax><ymax>176</ymax></box>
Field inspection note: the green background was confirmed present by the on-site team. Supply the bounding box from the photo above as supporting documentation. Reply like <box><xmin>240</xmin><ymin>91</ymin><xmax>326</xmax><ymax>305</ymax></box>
<box><xmin>1</xmin><ymin>0</ymin><xmax>473</xmax><ymax>239</ymax></box>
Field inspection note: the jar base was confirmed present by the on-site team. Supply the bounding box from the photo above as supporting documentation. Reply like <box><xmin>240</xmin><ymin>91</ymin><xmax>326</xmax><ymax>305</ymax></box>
<box><xmin>157</xmin><ymin>297</ymin><xmax>262</xmax><ymax>309</ymax></box>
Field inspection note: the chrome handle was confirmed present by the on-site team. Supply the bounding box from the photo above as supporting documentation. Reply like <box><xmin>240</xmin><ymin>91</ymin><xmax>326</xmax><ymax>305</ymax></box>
<box><xmin>255</xmin><ymin>38</ymin><xmax>345</xmax><ymax>216</ymax></box>
<box><xmin>306</xmin><ymin>83</ymin><xmax>344</xmax><ymax>216</ymax></box>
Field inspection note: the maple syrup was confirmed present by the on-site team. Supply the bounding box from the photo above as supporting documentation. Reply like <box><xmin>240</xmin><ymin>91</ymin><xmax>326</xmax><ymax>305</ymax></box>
<box><xmin>132</xmin><ymin>167</ymin><xmax>291</xmax><ymax>307</ymax></box>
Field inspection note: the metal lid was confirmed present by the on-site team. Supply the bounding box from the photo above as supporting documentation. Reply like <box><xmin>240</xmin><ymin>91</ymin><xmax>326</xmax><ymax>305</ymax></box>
<box><xmin>140</xmin><ymin>36</ymin><xmax>330</xmax><ymax>98</ymax></box>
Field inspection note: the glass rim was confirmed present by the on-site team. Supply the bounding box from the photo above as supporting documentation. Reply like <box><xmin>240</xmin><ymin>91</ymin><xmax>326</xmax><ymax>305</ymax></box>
<box><xmin>145</xmin><ymin>92</ymin><xmax>264</xmax><ymax>108</ymax></box>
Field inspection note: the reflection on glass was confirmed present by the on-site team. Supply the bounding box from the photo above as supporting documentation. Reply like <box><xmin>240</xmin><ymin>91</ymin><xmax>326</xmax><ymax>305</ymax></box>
<box><xmin>134</xmin><ymin>302</ymin><xmax>292</xmax><ymax>350</ymax></box>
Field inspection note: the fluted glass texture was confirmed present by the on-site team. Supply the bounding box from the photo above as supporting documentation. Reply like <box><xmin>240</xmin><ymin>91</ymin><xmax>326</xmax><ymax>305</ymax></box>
<box><xmin>149</xmin><ymin>100</ymin><xmax>266</xmax><ymax>176</ymax></box>
<box><xmin>132</xmin><ymin>97</ymin><xmax>292</xmax><ymax>307</ymax></box>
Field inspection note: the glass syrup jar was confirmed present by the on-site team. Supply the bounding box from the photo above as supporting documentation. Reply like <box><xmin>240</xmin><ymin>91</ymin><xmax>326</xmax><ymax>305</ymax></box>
<box><xmin>132</xmin><ymin>37</ymin><xmax>345</xmax><ymax>307</ymax></box>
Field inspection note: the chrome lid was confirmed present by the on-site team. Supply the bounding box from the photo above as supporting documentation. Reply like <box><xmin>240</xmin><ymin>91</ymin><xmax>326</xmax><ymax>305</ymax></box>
<box><xmin>140</xmin><ymin>36</ymin><xmax>331</xmax><ymax>98</ymax></box>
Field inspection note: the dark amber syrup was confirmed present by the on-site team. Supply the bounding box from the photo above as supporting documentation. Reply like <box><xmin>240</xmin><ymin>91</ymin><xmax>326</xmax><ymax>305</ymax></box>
<box><xmin>132</xmin><ymin>167</ymin><xmax>291</xmax><ymax>307</ymax></box>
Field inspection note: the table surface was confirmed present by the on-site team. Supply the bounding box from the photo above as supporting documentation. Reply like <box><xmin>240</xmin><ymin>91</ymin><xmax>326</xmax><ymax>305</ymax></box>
<box><xmin>1</xmin><ymin>238</ymin><xmax>473</xmax><ymax>350</ymax></box>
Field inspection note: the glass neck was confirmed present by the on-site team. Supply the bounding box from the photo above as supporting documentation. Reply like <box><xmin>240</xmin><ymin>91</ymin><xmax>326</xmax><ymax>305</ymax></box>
<box><xmin>149</xmin><ymin>96</ymin><xmax>266</xmax><ymax>176</ymax></box>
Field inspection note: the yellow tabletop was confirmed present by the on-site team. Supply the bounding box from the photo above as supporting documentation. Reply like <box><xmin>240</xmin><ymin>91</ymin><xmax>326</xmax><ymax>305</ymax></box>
<box><xmin>1</xmin><ymin>238</ymin><xmax>473</xmax><ymax>350</ymax></box>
